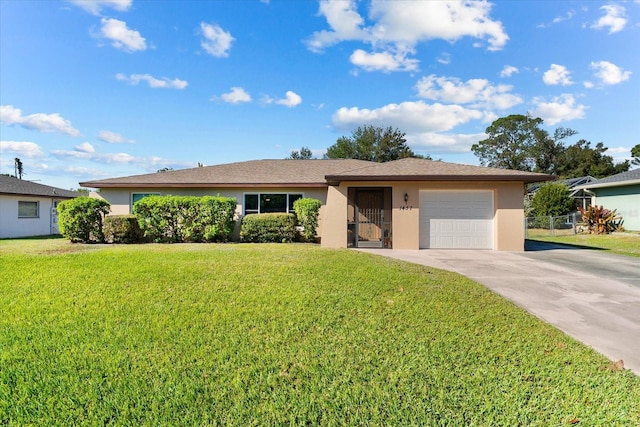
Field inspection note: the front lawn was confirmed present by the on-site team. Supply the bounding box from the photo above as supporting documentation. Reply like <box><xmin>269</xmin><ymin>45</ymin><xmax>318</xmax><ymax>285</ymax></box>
<box><xmin>1</xmin><ymin>240</ymin><xmax>639</xmax><ymax>425</ymax></box>
<box><xmin>528</xmin><ymin>232</ymin><xmax>640</xmax><ymax>258</ymax></box>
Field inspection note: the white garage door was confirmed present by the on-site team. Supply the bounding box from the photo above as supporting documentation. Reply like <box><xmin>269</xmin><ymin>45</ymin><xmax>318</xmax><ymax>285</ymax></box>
<box><xmin>419</xmin><ymin>191</ymin><xmax>494</xmax><ymax>249</ymax></box>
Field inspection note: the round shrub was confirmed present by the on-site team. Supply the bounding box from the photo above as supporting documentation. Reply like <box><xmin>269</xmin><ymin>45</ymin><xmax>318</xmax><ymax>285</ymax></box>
<box><xmin>293</xmin><ymin>198</ymin><xmax>322</xmax><ymax>242</ymax></box>
<box><xmin>240</xmin><ymin>213</ymin><xmax>297</xmax><ymax>243</ymax></box>
<box><xmin>531</xmin><ymin>182</ymin><xmax>575</xmax><ymax>217</ymax></box>
<box><xmin>103</xmin><ymin>215</ymin><xmax>144</xmax><ymax>244</ymax></box>
<box><xmin>57</xmin><ymin>197</ymin><xmax>110</xmax><ymax>243</ymax></box>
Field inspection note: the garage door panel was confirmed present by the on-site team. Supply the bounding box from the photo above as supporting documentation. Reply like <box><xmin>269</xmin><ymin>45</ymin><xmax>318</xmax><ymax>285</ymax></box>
<box><xmin>420</xmin><ymin>191</ymin><xmax>494</xmax><ymax>249</ymax></box>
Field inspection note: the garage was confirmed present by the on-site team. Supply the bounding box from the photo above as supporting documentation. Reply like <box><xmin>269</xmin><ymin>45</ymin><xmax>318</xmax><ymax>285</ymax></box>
<box><xmin>419</xmin><ymin>191</ymin><xmax>494</xmax><ymax>249</ymax></box>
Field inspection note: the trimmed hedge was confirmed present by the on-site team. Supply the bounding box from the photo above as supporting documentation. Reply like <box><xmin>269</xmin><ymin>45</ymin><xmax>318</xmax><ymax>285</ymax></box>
<box><xmin>133</xmin><ymin>195</ymin><xmax>236</xmax><ymax>243</ymax></box>
<box><xmin>293</xmin><ymin>198</ymin><xmax>322</xmax><ymax>242</ymax></box>
<box><xmin>103</xmin><ymin>215</ymin><xmax>144</xmax><ymax>243</ymax></box>
<box><xmin>57</xmin><ymin>197</ymin><xmax>111</xmax><ymax>243</ymax></box>
<box><xmin>240</xmin><ymin>213</ymin><xmax>297</xmax><ymax>243</ymax></box>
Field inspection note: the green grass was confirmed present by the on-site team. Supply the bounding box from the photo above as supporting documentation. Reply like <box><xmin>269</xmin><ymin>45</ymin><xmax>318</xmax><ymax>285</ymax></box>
<box><xmin>528</xmin><ymin>232</ymin><xmax>640</xmax><ymax>258</ymax></box>
<box><xmin>1</xmin><ymin>239</ymin><xmax>639</xmax><ymax>426</ymax></box>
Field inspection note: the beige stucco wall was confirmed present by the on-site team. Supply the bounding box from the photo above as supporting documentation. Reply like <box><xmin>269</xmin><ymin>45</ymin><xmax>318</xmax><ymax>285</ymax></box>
<box><xmin>92</xmin><ymin>180</ymin><xmax>526</xmax><ymax>251</ymax></box>
<box><xmin>320</xmin><ymin>181</ymin><xmax>526</xmax><ymax>251</ymax></box>
<box><xmin>320</xmin><ymin>185</ymin><xmax>348</xmax><ymax>248</ymax></box>
<box><xmin>92</xmin><ymin>187</ymin><xmax>329</xmax><ymax>236</ymax></box>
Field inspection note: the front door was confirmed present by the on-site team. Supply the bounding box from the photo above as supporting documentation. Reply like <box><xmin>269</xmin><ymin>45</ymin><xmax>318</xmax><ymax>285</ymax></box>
<box><xmin>355</xmin><ymin>189</ymin><xmax>384</xmax><ymax>248</ymax></box>
<box><xmin>51</xmin><ymin>201</ymin><xmax>60</xmax><ymax>234</ymax></box>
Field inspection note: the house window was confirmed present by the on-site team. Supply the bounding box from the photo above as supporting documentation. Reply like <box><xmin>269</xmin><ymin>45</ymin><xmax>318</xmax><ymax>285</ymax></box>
<box><xmin>131</xmin><ymin>193</ymin><xmax>160</xmax><ymax>213</ymax></box>
<box><xmin>18</xmin><ymin>201</ymin><xmax>39</xmax><ymax>218</ymax></box>
<box><xmin>243</xmin><ymin>193</ymin><xmax>303</xmax><ymax>215</ymax></box>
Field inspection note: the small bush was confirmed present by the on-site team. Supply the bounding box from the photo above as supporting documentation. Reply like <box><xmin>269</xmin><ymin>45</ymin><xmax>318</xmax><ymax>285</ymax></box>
<box><xmin>240</xmin><ymin>213</ymin><xmax>297</xmax><ymax>243</ymax></box>
<box><xmin>578</xmin><ymin>205</ymin><xmax>624</xmax><ymax>234</ymax></box>
<box><xmin>293</xmin><ymin>198</ymin><xmax>322</xmax><ymax>242</ymax></box>
<box><xmin>57</xmin><ymin>197</ymin><xmax>110</xmax><ymax>243</ymax></box>
<box><xmin>103</xmin><ymin>215</ymin><xmax>144</xmax><ymax>243</ymax></box>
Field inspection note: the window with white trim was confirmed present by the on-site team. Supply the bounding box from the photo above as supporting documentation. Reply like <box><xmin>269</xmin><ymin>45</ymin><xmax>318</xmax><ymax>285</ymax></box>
<box><xmin>243</xmin><ymin>193</ymin><xmax>303</xmax><ymax>215</ymax></box>
<box><xmin>18</xmin><ymin>201</ymin><xmax>39</xmax><ymax>218</ymax></box>
<box><xmin>131</xmin><ymin>193</ymin><xmax>160</xmax><ymax>213</ymax></box>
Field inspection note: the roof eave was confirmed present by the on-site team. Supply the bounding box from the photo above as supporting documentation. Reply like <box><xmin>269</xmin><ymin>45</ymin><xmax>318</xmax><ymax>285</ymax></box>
<box><xmin>325</xmin><ymin>174</ymin><xmax>554</xmax><ymax>185</ymax></box>
<box><xmin>575</xmin><ymin>179</ymin><xmax>640</xmax><ymax>190</ymax></box>
<box><xmin>79</xmin><ymin>182</ymin><xmax>329</xmax><ymax>189</ymax></box>
<box><xmin>0</xmin><ymin>191</ymin><xmax>77</xmax><ymax>198</ymax></box>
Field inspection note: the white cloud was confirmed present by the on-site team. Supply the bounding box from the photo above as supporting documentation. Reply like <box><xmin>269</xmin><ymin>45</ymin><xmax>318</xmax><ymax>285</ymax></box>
<box><xmin>408</xmin><ymin>132</ymin><xmax>487</xmax><ymax>153</ymax></box>
<box><xmin>50</xmin><ymin>144</ymin><xmax>194</xmax><ymax>171</ymax></box>
<box><xmin>116</xmin><ymin>73</ymin><xmax>188</xmax><ymax>89</ymax></box>
<box><xmin>52</xmin><ymin>147</ymin><xmax>136</xmax><ymax>163</ymax></box>
<box><xmin>98</xmin><ymin>130</ymin><xmax>134</xmax><ymax>144</ymax></box>
<box><xmin>220</xmin><ymin>87</ymin><xmax>252</xmax><ymax>104</ymax></box>
<box><xmin>500</xmin><ymin>65</ymin><xmax>518</xmax><ymax>78</ymax></box>
<box><xmin>583</xmin><ymin>81</ymin><xmax>595</xmax><ymax>89</ymax></box>
<box><xmin>349</xmin><ymin>48</ymin><xmax>419</xmax><ymax>72</ymax></box>
<box><xmin>68</xmin><ymin>0</ymin><xmax>132</xmax><ymax>15</ymax></box>
<box><xmin>591</xmin><ymin>4</ymin><xmax>627</xmax><ymax>34</ymax></box>
<box><xmin>332</xmin><ymin>101</ymin><xmax>483</xmax><ymax>133</ymax></box>
<box><xmin>552</xmin><ymin>9</ymin><xmax>576</xmax><ymax>24</ymax></box>
<box><xmin>305</xmin><ymin>0</ymin><xmax>367</xmax><ymax>52</ymax></box>
<box><xmin>590</xmin><ymin>60</ymin><xmax>631</xmax><ymax>85</ymax></box>
<box><xmin>99</xmin><ymin>18</ymin><xmax>146</xmax><ymax>52</ymax></box>
<box><xmin>542</xmin><ymin>64</ymin><xmax>573</xmax><ymax>86</ymax></box>
<box><xmin>276</xmin><ymin>91</ymin><xmax>302</xmax><ymax>108</ymax></box>
<box><xmin>436</xmin><ymin>52</ymin><xmax>451</xmax><ymax>65</ymax></box>
<box><xmin>306</xmin><ymin>0</ymin><xmax>508</xmax><ymax>73</ymax></box>
<box><xmin>200</xmin><ymin>23</ymin><xmax>234</xmax><ymax>58</ymax></box>
<box><xmin>0</xmin><ymin>105</ymin><xmax>80</xmax><ymax>136</ymax></box>
<box><xmin>74</xmin><ymin>142</ymin><xmax>95</xmax><ymax>153</ymax></box>
<box><xmin>0</xmin><ymin>141</ymin><xmax>46</xmax><ymax>158</ymax></box>
<box><xmin>531</xmin><ymin>94</ymin><xmax>587</xmax><ymax>125</ymax></box>
<box><xmin>415</xmin><ymin>75</ymin><xmax>522</xmax><ymax>110</ymax></box>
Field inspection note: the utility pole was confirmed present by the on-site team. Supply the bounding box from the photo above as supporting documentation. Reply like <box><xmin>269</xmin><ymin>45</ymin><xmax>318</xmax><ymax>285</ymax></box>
<box><xmin>14</xmin><ymin>157</ymin><xmax>24</xmax><ymax>179</ymax></box>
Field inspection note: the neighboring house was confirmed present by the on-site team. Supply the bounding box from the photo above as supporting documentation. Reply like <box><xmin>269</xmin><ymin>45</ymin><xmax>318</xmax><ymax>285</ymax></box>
<box><xmin>80</xmin><ymin>158</ymin><xmax>552</xmax><ymax>251</ymax></box>
<box><xmin>575</xmin><ymin>168</ymin><xmax>640</xmax><ymax>231</ymax></box>
<box><xmin>0</xmin><ymin>175</ymin><xmax>79</xmax><ymax>239</ymax></box>
<box><xmin>527</xmin><ymin>176</ymin><xmax>597</xmax><ymax>211</ymax></box>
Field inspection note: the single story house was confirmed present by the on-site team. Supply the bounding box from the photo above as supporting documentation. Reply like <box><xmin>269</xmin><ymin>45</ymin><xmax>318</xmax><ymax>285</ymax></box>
<box><xmin>575</xmin><ymin>168</ymin><xmax>640</xmax><ymax>231</ymax></box>
<box><xmin>80</xmin><ymin>158</ymin><xmax>552</xmax><ymax>251</ymax></box>
<box><xmin>0</xmin><ymin>175</ymin><xmax>79</xmax><ymax>239</ymax></box>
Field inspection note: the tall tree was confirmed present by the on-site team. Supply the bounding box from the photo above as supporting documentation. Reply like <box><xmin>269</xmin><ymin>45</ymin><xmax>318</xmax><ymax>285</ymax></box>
<box><xmin>555</xmin><ymin>140</ymin><xmax>629</xmax><ymax>178</ymax></box>
<box><xmin>631</xmin><ymin>143</ymin><xmax>640</xmax><ymax>166</ymax></box>
<box><xmin>287</xmin><ymin>146</ymin><xmax>314</xmax><ymax>159</ymax></box>
<box><xmin>14</xmin><ymin>158</ymin><xmax>24</xmax><ymax>179</ymax></box>
<box><xmin>471</xmin><ymin>114</ymin><xmax>630</xmax><ymax>177</ymax></box>
<box><xmin>471</xmin><ymin>115</ymin><xmax>547</xmax><ymax>171</ymax></box>
<box><xmin>325</xmin><ymin>125</ymin><xmax>427</xmax><ymax>162</ymax></box>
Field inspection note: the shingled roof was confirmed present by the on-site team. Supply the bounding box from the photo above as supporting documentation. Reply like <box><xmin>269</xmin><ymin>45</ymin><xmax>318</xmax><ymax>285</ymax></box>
<box><xmin>0</xmin><ymin>175</ymin><xmax>79</xmax><ymax>198</ymax></box>
<box><xmin>325</xmin><ymin>158</ymin><xmax>553</xmax><ymax>184</ymax></box>
<box><xmin>79</xmin><ymin>159</ymin><xmax>373</xmax><ymax>188</ymax></box>
<box><xmin>80</xmin><ymin>158</ymin><xmax>554</xmax><ymax>188</ymax></box>
<box><xmin>576</xmin><ymin>168</ymin><xmax>640</xmax><ymax>190</ymax></box>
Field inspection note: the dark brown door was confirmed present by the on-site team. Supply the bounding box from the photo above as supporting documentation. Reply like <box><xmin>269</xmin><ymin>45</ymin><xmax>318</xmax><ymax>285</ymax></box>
<box><xmin>356</xmin><ymin>189</ymin><xmax>384</xmax><ymax>248</ymax></box>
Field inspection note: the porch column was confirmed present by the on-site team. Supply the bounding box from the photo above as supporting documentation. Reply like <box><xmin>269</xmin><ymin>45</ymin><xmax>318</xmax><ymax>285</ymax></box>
<box><xmin>321</xmin><ymin>185</ymin><xmax>348</xmax><ymax>248</ymax></box>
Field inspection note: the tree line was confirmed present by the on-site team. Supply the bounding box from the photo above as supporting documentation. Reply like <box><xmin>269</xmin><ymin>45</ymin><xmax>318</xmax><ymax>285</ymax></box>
<box><xmin>290</xmin><ymin>115</ymin><xmax>638</xmax><ymax>179</ymax></box>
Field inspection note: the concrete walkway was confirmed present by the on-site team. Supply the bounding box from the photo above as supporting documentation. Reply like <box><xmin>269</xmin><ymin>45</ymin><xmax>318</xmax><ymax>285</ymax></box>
<box><xmin>358</xmin><ymin>243</ymin><xmax>640</xmax><ymax>375</ymax></box>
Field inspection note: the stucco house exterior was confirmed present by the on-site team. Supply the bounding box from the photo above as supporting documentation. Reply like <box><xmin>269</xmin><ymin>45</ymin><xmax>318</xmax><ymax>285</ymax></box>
<box><xmin>0</xmin><ymin>175</ymin><xmax>79</xmax><ymax>239</ymax></box>
<box><xmin>80</xmin><ymin>158</ymin><xmax>552</xmax><ymax>251</ymax></box>
<box><xmin>575</xmin><ymin>168</ymin><xmax>640</xmax><ymax>231</ymax></box>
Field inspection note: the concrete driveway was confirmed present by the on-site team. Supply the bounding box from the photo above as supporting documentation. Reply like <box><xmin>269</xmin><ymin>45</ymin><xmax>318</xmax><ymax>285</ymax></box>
<box><xmin>359</xmin><ymin>242</ymin><xmax>640</xmax><ymax>375</ymax></box>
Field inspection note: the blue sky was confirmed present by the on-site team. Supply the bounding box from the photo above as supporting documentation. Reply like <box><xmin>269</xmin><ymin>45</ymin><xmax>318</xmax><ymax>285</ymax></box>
<box><xmin>1</xmin><ymin>0</ymin><xmax>638</xmax><ymax>190</ymax></box>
